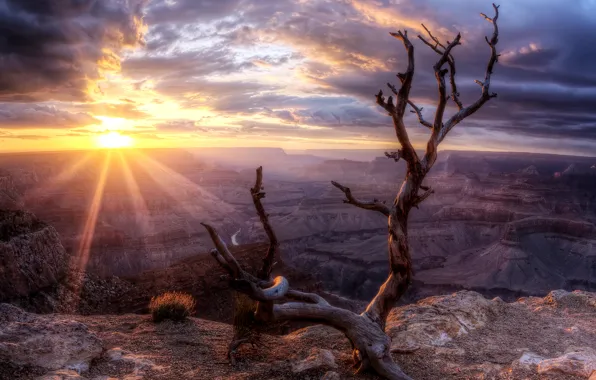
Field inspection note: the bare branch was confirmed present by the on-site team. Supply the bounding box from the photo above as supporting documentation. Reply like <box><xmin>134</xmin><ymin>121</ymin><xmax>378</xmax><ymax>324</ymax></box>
<box><xmin>407</xmin><ymin>100</ymin><xmax>432</xmax><ymax>129</ymax></box>
<box><xmin>202</xmin><ymin>223</ymin><xmax>289</xmax><ymax>301</ymax></box>
<box><xmin>286</xmin><ymin>290</ymin><xmax>330</xmax><ymax>306</ymax></box>
<box><xmin>431</xmin><ymin>33</ymin><xmax>462</xmax><ymax>130</ymax></box>
<box><xmin>480</xmin><ymin>12</ymin><xmax>493</xmax><ymax>22</ymax></box>
<box><xmin>256</xmin><ymin>276</ymin><xmax>290</xmax><ymax>300</ymax></box>
<box><xmin>418</xmin><ymin>27</ymin><xmax>445</xmax><ymax>55</ymax></box>
<box><xmin>210</xmin><ymin>248</ymin><xmax>232</xmax><ymax>274</ymax></box>
<box><xmin>413</xmin><ymin>187</ymin><xmax>435</xmax><ymax>208</ymax></box>
<box><xmin>423</xmin><ymin>23</ymin><xmax>446</xmax><ymax>48</ymax></box>
<box><xmin>418</xmin><ymin>26</ymin><xmax>463</xmax><ymax>110</ymax></box>
<box><xmin>439</xmin><ymin>3</ymin><xmax>500</xmax><ymax>144</ymax></box>
<box><xmin>389</xmin><ymin>83</ymin><xmax>432</xmax><ymax>129</ymax></box>
<box><xmin>201</xmin><ymin>223</ymin><xmax>241</xmax><ymax>277</ymax></box>
<box><xmin>384</xmin><ymin>150</ymin><xmax>403</xmax><ymax>162</ymax></box>
<box><xmin>375</xmin><ymin>90</ymin><xmax>395</xmax><ymax>115</ymax></box>
<box><xmin>331</xmin><ymin>181</ymin><xmax>390</xmax><ymax>217</ymax></box>
<box><xmin>382</xmin><ymin>30</ymin><xmax>419</xmax><ymax>165</ymax></box>
<box><xmin>421</xmin><ymin>3</ymin><xmax>500</xmax><ymax>172</ymax></box>
<box><xmin>250</xmin><ymin>166</ymin><xmax>280</xmax><ymax>280</ymax></box>
<box><xmin>446</xmin><ymin>55</ymin><xmax>463</xmax><ymax>110</ymax></box>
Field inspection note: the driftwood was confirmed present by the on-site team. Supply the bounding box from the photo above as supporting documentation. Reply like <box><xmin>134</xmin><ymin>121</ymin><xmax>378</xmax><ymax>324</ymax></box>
<box><xmin>203</xmin><ymin>4</ymin><xmax>501</xmax><ymax>379</ymax></box>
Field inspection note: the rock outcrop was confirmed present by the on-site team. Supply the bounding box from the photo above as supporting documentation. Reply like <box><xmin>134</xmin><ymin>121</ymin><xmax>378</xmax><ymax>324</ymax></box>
<box><xmin>0</xmin><ymin>210</ymin><xmax>69</xmax><ymax>302</ymax></box>
<box><xmin>1</xmin><ymin>290</ymin><xmax>594</xmax><ymax>379</ymax></box>
<box><xmin>0</xmin><ymin>175</ymin><xmax>22</xmax><ymax>209</ymax></box>
<box><xmin>0</xmin><ymin>303</ymin><xmax>102</xmax><ymax>377</ymax></box>
<box><xmin>386</xmin><ymin>290</ymin><xmax>596</xmax><ymax>379</ymax></box>
<box><xmin>291</xmin><ymin>348</ymin><xmax>338</xmax><ymax>374</ymax></box>
<box><xmin>386</xmin><ymin>291</ymin><xmax>495</xmax><ymax>352</ymax></box>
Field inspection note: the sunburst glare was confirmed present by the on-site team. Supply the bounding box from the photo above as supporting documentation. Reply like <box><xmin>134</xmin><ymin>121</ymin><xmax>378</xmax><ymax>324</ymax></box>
<box><xmin>96</xmin><ymin>131</ymin><xmax>134</xmax><ymax>149</ymax></box>
<box><xmin>73</xmin><ymin>152</ymin><xmax>111</xmax><ymax>274</ymax></box>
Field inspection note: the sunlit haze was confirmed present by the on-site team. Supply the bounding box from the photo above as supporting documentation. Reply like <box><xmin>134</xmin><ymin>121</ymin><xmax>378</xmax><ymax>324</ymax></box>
<box><xmin>96</xmin><ymin>132</ymin><xmax>134</xmax><ymax>149</ymax></box>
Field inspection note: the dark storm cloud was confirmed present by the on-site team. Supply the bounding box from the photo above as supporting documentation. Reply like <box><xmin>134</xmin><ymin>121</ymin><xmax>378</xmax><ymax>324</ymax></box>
<box><xmin>501</xmin><ymin>46</ymin><xmax>559</xmax><ymax>69</ymax></box>
<box><xmin>145</xmin><ymin>0</ymin><xmax>242</xmax><ymax>25</ymax></box>
<box><xmin>0</xmin><ymin>103</ymin><xmax>99</xmax><ymax>129</ymax></box>
<box><xmin>233</xmin><ymin>0</ymin><xmax>596</xmax><ymax>143</ymax></box>
<box><xmin>0</xmin><ymin>0</ymin><xmax>146</xmax><ymax>102</ymax></box>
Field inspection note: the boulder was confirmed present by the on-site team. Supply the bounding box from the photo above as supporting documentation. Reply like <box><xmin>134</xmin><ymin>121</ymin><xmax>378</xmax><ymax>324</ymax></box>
<box><xmin>321</xmin><ymin>371</ymin><xmax>341</xmax><ymax>380</ymax></box>
<box><xmin>0</xmin><ymin>303</ymin><xmax>103</xmax><ymax>373</ymax></box>
<box><xmin>0</xmin><ymin>210</ymin><xmax>69</xmax><ymax>301</ymax></box>
<box><xmin>386</xmin><ymin>291</ymin><xmax>496</xmax><ymax>352</ymax></box>
<box><xmin>36</xmin><ymin>369</ymin><xmax>84</xmax><ymax>379</ymax></box>
<box><xmin>105</xmin><ymin>347</ymin><xmax>166</xmax><ymax>376</ymax></box>
<box><xmin>537</xmin><ymin>347</ymin><xmax>596</xmax><ymax>378</ymax></box>
<box><xmin>292</xmin><ymin>348</ymin><xmax>338</xmax><ymax>374</ymax></box>
<box><xmin>544</xmin><ymin>289</ymin><xmax>596</xmax><ymax>310</ymax></box>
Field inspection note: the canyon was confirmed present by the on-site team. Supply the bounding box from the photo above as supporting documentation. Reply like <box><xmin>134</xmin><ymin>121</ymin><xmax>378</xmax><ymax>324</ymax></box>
<box><xmin>0</xmin><ymin>148</ymin><xmax>595</xmax><ymax>309</ymax></box>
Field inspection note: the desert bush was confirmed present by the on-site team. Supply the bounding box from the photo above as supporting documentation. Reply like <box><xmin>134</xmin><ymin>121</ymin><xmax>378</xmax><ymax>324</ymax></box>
<box><xmin>149</xmin><ymin>291</ymin><xmax>196</xmax><ymax>323</ymax></box>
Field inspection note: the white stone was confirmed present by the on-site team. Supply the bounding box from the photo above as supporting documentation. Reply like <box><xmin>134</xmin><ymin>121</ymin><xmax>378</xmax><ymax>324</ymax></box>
<box><xmin>537</xmin><ymin>347</ymin><xmax>596</xmax><ymax>378</ymax></box>
<box><xmin>0</xmin><ymin>304</ymin><xmax>103</xmax><ymax>372</ymax></box>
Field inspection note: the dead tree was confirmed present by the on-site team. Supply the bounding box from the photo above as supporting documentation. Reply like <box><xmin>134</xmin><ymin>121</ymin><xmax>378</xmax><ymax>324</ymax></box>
<box><xmin>226</xmin><ymin>166</ymin><xmax>280</xmax><ymax>364</ymax></box>
<box><xmin>202</xmin><ymin>4</ymin><xmax>500</xmax><ymax>379</ymax></box>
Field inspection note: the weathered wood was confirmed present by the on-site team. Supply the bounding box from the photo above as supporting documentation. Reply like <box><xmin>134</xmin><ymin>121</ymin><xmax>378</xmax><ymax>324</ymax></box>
<box><xmin>251</xmin><ymin>166</ymin><xmax>280</xmax><ymax>280</ymax></box>
<box><xmin>331</xmin><ymin>181</ymin><xmax>390</xmax><ymax>216</ymax></box>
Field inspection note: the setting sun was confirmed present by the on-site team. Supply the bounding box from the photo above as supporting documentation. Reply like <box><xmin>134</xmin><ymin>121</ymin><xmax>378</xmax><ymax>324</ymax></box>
<box><xmin>96</xmin><ymin>132</ymin><xmax>134</xmax><ymax>149</ymax></box>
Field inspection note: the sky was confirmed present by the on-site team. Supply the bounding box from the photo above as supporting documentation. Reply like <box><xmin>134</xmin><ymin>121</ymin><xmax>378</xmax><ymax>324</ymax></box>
<box><xmin>1</xmin><ymin>0</ymin><xmax>596</xmax><ymax>155</ymax></box>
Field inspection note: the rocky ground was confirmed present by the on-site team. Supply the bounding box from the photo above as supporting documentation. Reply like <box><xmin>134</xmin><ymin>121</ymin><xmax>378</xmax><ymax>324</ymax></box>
<box><xmin>1</xmin><ymin>290</ymin><xmax>595</xmax><ymax>380</ymax></box>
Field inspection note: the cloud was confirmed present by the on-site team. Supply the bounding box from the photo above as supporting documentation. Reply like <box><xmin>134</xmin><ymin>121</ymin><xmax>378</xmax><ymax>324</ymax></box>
<box><xmin>77</xmin><ymin>102</ymin><xmax>150</xmax><ymax>119</ymax></box>
<box><xmin>501</xmin><ymin>43</ymin><xmax>559</xmax><ymax>69</ymax></box>
<box><xmin>145</xmin><ymin>0</ymin><xmax>242</xmax><ymax>25</ymax></box>
<box><xmin>0</xmin><ymin>131</ymin><xmax>49</xmax><ymax>140</ymax></box>
<box><xmin>0</xmin><ymin>0</ymin><xmax>147</xmax><ymax>102</ymax></box>
<box><xmin>153</xmin><ymin>78</ymin><xmax>275</xmax><ymax>109</ymax></box>
<box><xmin>121</xmin><ymin>47</ymin><xmax>256</xmax><ymax>80</ymax></box>
<box><xmin>0</xmin><ymin>103</ymin><xmax>99</xmax><ymax>129</ymax></box>
<box><xmin>154</xmin><ymin>120</ymin><xmax>208</xmax><ymax>133</ymax></box>
<box><xmin>4</xmin><ymin>0</ymin><xmax>596</xmax><ymax>154</ymax></box>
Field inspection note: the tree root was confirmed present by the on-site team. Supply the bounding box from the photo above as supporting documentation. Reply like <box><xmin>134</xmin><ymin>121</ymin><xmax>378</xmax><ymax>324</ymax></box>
<box><xmin>227</xmin><ymin>336</ymin><xmax>262</xmax><ymax>366</ymax></box>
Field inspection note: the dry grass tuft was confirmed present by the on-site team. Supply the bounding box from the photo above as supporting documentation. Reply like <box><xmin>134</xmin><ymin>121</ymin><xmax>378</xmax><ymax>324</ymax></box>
<box><xmin>149</xmin><ymin>291</ymin><xmax>196</xmax><ymax>323</ymax></box>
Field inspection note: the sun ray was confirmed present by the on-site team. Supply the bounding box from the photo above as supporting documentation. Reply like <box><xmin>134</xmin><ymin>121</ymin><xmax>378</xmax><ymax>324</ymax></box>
<box><xmin>117</xmin><ymin>151</ymin><xmax>152</xmax><ymax>236</ymax></box>
<box><xmin>20</xmin><ymin>152</ymin><xmax>93</xmax><ymax>205</ymax></box>
<box><xmin>73</xmin><ymin>151</ymin><xmax>111</xmax><ymax>274</ymax></box>
<box><xmin>133</xmin><ymin>152</ymin><xmax>237</xmax><ymax>226</ymax></box>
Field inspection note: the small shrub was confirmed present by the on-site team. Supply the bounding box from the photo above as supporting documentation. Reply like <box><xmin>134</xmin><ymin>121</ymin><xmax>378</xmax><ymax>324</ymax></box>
<box><xmin>149</xmin><ymin>291</ymin><xmax>196</xmax><ymax>323</ymax></box>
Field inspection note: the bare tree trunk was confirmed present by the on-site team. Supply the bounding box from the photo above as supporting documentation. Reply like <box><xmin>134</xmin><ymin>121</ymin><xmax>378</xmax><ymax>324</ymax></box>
<box><xmin>227</xmin><ymin>166</ymin><xmax>280</xmax><ymax>364</ymax></box>
<box><xmin>202</xmin><ymin>4</ymin><xmax>501</xmax><ymax>379</ymax></box>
